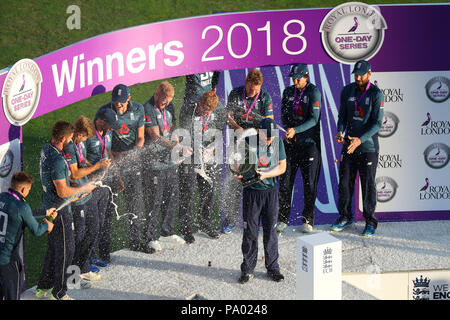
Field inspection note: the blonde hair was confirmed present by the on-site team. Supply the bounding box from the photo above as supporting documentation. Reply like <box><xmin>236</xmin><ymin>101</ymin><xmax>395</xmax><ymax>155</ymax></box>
<box><xmin>156</xmin><ymin>81</ymin><xmax>175</xmax><ymax>98</ymax></box>
<box><xmin>74</xmin><ymin>115</ymin><xmax>95</xmax><ymax>138</ymax></box>
<box><xmin>199</xmin><ymin>91</ymin><xmax>219</xmax><ymax>112</ymax></box>
<box><xmin>245</xmin><ymin>68</ymin><xmax>263</xmax><ymax>85</ymax></box>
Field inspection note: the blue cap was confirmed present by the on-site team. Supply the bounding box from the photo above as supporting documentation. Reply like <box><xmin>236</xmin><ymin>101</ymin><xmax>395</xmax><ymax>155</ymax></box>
<box><xmin>289</xmin><ymin>63</ymin><xmax>309</xmax><ymax>79</ymax></box>
<box><xmin>352</xmin><ymin>60</ymin><xmax>372</xmax><ymax>76</ymax></box>
<box><xmin>95</xmin><ymin>108</ymin><xmax>122</xmax><ymax>130</ymax></box>
<box><xmin>258</xmin><ymin>118</ymin><xmax>278</xmax><ymax>138</ymax></box>
<box><xmin>111</xmin><ymin>84</ymin><xmax>130</xmax><ymax>103</ymax></box>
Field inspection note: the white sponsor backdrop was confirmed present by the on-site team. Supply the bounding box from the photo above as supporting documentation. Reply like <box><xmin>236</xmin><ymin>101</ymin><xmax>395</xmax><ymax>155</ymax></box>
<box><xmin>0</xmin><ymin>138</ymin><xmax>22</xmax><ymax>192</ymax></box>
<box><xmin>359</xmin><ymin>71</ymin><xmax>450</xmax><ymax>213</ymax></box>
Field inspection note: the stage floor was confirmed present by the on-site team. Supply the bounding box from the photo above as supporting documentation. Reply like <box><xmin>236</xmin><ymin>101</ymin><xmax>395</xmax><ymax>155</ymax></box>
<box><xmin>22</xmin><ymin>220</ymin><xmax>450</xmax><ymax>300</ymax></box>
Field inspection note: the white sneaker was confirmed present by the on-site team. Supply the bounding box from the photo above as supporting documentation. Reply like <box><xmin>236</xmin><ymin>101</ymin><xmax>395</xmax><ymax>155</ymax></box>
<box><xmin>80</xmin><ymin>271</ymin><xmax>101</xmax><ymax>281</ymax></box>
<box><xmin>148</xmin><ymin>240</ymin><xmax>162</xmax><ymax>252</ymax></box>
<box><xmin>276</xmin><ymin>222</ymin><xmax>287</xmax><ymax>233</ymax></box>
<box><xmin>302</xmin><ymin>223</ymin><xmax>314</xmax><ymax>233</ymax></box>
<box><xmin>159</xmin><ymin>235</ymin><xmax>186</xmax><ymax>245</ymax></box>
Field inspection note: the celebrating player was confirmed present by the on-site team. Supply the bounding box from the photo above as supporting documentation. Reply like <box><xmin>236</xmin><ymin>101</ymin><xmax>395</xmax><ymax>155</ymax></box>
<box><xmin>96</xmin><ymin>84</ymin><xmax>146</xmax><ymax>252</ymax></box>
<box><xmin>36</xmin><ymin>121</ymin><xmax>97</xmax><ymax>300</ymax></box>
<box><xmin>222</xmin><ymin>68</ymin><xmax>274</xmax><ymax>234</ymax></box>
<box><xmin>64</xmin><ymin>116</ymin><xmax>111</xmax><ymax>282</ymax></box>
<box><xmin>236</xmin><ymin>118</ymin><xmax>286</xmax><ymax>284</ymax></box>
<box><xmin>141</xmin><ymin>81</ymin><xmax>186</xmax><ymax>253</ymax></box>
<box><xmin>331</xmin><ymin>60</ymin><xmax>384</xmax><ymax>237</ymax></box>
<box><xmin>278</xmin><ymin>64</ymin><xmax>322</xmax><ymax>234</ymax></box>
<box><xmin>0</xmin><ymin>172</ymin><xmax>56</xmax><ymax>300</ymax></box>
<box><xmin>178</xmin><ymin>91</ymin><xmax>226</xmax><ymax>244</ymax></box>
<box><xmin>85</xmin><ymin>108</ymin><xmax>122</xmax><ymax>266</ymax></box>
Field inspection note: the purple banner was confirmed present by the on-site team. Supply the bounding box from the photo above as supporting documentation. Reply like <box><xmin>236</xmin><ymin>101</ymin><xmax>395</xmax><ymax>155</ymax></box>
<box><xmin>1</xmin><ymin>4</ymin><xmax>450</xmax><ymax>146</ymax></box>
<box><xmin>0</xmin><ymin>3</ymin><xmax>449</xmax><ymax>223</ymax></box>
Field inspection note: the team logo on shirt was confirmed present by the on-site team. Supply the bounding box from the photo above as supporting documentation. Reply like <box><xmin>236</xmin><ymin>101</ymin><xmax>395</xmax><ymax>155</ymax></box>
<box><xmin>319</xmin><ymin>2</ymin><xmax>387</xmax><ymax>64</ymax></box>
<box><xmin>118</xmin><ymin>123</ymin><xmax>129</xmax><ymax>135</ymax></box>
<box><xmin>2</xmin><ymin>58</ymin><xmax>43</xmax><ymax>126</ymax></box>
<box><xmin>425</xmin><ymin>76</ymin><xmax>450</xmax><ymax>103</ymax></box>
<box><xmin>423</xmin><ymin>143</ymin><xmax>449</xmax><ymax>169</ymax></box>
<box><xmin>258</xmin><ymin>156</ymin><xmax>269</xmax><ymax>167</ymax></box>
<box><xmin>314</xmin><ymin>100</ymin><xmax>320</xmax><ymax>109</ymax></box>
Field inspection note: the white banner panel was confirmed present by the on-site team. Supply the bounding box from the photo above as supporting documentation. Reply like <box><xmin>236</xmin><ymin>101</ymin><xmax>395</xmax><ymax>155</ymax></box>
<box><xmin>358</xmin><ymin>71</ymin><xmax>450</xmax><ymax>213</ymax></box>
<box><xmin>0</xmin><ymin>138</ymin><xmax>22</xmax><ymax>192</ymax></box>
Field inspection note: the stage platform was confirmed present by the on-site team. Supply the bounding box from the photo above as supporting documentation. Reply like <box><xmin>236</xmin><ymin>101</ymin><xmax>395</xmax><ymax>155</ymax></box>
<box><xmin>22</xmin><ymin>220</ymin><xmax>450</xmax><ymax>300</ymax></box>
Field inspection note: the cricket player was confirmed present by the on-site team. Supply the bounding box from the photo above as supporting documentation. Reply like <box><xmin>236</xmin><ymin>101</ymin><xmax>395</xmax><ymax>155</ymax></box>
<box><xmin>142</xmin><ymin>81</ymin><xmax>186</xmax><ymax>253</ymax></box>
<box><xmin>64</xmin><ymin>116</ymin><xmax>111</xmax><ymax>281</ymax></box>
<box><xmin>331</xmin><ymin>60</ymin><xmax>384</xmax><ymax>237</ymax></box>
<box><xmin>0</xmin><ymin>172</ymin><xmax>56</xmax><ymax>300</ymax></box>
<box><xmin>236</xmin><ymin>118</ymin><xmax>286</xmax><ymax>284</ymax></box>
<box><xmin>85</xmin><ymin>108</ymin><xmax>122</xmax><ymax>265</ymax></box>
<box><xmin>183</xmin><ymin>71</ymin><xmax>221</xmax><ymax>106</ymax></box>
<box><xmin>36</xmin><ymin>121</ymin><xmax>97</xmax><ymax>300</ymax></box>
<box><xmin>96</xmin><ymin>84</ymin><xmax>146</xmax><ymax>252</ymax></box>
<box><xmin>222</xmin><ymin>68</ymin><xmax>274</xmax><ymax>234</ymax></box>
<box><xmin>178</xmin><ymin>91</ymin><xmax>226</xmax><ymax>244</ymax></box>
<box><xmin>278</xmin><ymin>64</ymin><xmax>322</xmax><ymax>234</ymax></box>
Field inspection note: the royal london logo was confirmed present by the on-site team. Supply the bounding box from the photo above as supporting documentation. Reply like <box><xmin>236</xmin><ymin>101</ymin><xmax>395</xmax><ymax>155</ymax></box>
<box><xmin>425</xmin><ymin>76</ymin><xmax>450</xmax><ymax>103</ymax></box>
<box><xmin>420</xmin><ymin>112</ymin><xmax>450</xmax><ymax>136</ymax></box>
<box><xmin>319</xmin><ymin>2</ymin><xmax>387</xmax><ymax>64</ymax></box>
<box><xmin>423</xmin><ymin>143</ymin><xmax>449</xmax><ymax>169</ymax></box>
<box><xmin>375</xmin><ymin>176</ymin><xmax>398</xmax><ymax>202</ymax></box>
<box><xmin>377</xmin><ymin>153</ymin><xmax>403</xmax><ymax>169</ymax></box>
<box><xmin>412</xmin><ymin>275</ymin><xmax>431</xmax><ymax>300</ymax></box>
<box><xmin>379</xmin><ymin>111</ymin><xmax>399</xmax><ymax>138</ymax></box>
<box><xmin>2</xmin><ymin>58</ymin><xmax>43</xmax><ymax>126</ymax></box>
<box><xmin>375</xmin><ymin>83</ymin><xmax>404</xmax><ymax>103</ymax></box>
<box><xmin>419</xmin><ymin>177</ymin><xmax>450</xmax><ymax>200</ymax></box>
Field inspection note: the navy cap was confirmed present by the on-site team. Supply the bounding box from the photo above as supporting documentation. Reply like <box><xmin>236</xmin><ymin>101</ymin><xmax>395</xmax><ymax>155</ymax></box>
<box><xmin>352</xmin><ymin>60</ymin><xmax>372</xmax><ymax>76</ymax></box>
<box><xmin>111</xmin><ymin>84</ymin><xmax>130</xmax><ymax>103</ymax></box>
<box><xmin>289</xmin><ymin>63</ymin><xmax>309</xmax><ymax>79</ymax></box>
<box><xmin>258</xmin><ymin>118</ymin><xmax>278</xmax><ymax>138</ymax></box>
<box><xmin>95</xmin><ymin>108</ymin><xmax>122</xmax><ymax>130</ymax></box>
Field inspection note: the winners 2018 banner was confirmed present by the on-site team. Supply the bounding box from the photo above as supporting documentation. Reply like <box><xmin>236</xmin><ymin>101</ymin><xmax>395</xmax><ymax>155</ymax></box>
<box><xmin>1</xmin><ymin>3</ymin><xmax>449</xmax><ymax>224</ymax></box>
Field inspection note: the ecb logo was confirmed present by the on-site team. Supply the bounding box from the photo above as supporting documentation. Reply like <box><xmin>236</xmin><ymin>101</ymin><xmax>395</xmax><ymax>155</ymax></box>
<box><xmin>412</xmin><ymin>275</ymin><xmax>431</xmax><ymax>300</ymax></box>
<box><xmin>319</xmin><ymin>2</ymin><xmax>387</xmax><ymax>64</ymax></box>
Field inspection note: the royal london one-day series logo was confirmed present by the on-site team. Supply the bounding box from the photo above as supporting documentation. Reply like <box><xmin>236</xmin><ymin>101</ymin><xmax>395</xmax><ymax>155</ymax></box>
<box><xmin>319</xmin><ymin>2</ymin><xmax>387</xmax><ymax>64</ymax></box>
<box><xmin>423</xmin><ymin>143</ymin><xmax>449</xmax><ymax>169</ymax></box>
<box><xmin>425</xmin><ymin>76</ymin><xmax>450</xmax><ymax>103</ymax></box>
<box><xmin>375</xmin><ymin>176</ymin><xmax>398</xmax><ymax>202</ymax></box>
<box><xmin>1</xmin><ymin>58</ymin><xmax>43</xmax><ymax>126</ymax></box>
<box><xmin>379</xmin><ymin>111</ymin><xmax>399</xmax><ymax>138</ymax></box>
<box><xmin>0</xmin><ymin>149</ymin><xmax>14</xmax><ymax>178</ymax></box>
